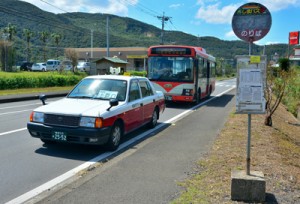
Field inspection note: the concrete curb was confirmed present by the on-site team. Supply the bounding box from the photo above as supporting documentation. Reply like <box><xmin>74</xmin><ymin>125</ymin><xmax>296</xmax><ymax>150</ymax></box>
<box><xmin>0</xmin><ymin>92</ymin><xmax>68</xmax><ymax>103</ymax></box>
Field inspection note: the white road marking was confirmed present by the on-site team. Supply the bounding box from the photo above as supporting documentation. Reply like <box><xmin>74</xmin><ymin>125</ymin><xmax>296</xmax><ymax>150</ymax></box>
<box><xmin>0</xmin><ymin>103</ymin><xmax>41</xmax><ymax>110</ymax></box>
<box><xmin>6</xmin><ymin>86</ymin><xmax>236</xmax><ymax>204</ymax></box>
<box><xmin>0</xmin><ymin>128</ymin><xmax>27</xmax><ymax>136</ymax></box>
<box><xmin>0</xmin><ymin>109</ymin><xmax>33</xmax><ymax>116</ymax></box>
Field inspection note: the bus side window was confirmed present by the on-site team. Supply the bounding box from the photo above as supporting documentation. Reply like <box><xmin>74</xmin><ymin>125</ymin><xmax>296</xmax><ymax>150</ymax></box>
<box><xmin>198</xmin><ymin>58</ymin><xmax>204</xmax><ymax>78</ymax></box>
<box><xmin>203</xmin><ymin>59</ymin><xmax>207</xmax><ymax>78</ymax></box>
<box><xmin>139</xmin><ymin>81</ymin><xmax>153</xmax><ymax>98</ymax></box>
<box><xmin>211</xmin><ymin>62</ymin><xmax>216</xmax><ymax>77</ymax></box>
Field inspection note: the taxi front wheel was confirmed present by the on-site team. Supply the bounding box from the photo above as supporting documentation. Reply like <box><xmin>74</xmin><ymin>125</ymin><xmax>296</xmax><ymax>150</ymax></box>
<box><xmin>106</xmin><ymin>121</ymin><xmax>122</xmax><ymax>151</ymax></box>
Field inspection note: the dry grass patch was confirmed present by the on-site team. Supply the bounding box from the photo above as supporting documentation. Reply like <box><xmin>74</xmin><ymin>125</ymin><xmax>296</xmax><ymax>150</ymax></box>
<box><xmin>172</xmin><ymin>104</ymin><xmax>300</xmax><ymax>204</ymax></box>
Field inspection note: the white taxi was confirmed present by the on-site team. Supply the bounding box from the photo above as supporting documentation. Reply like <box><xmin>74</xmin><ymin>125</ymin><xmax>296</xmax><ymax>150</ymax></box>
<box><xmin>27</xmin><ymin>75</ymin><xmax>165</xmax><ymax>151</ymax></box>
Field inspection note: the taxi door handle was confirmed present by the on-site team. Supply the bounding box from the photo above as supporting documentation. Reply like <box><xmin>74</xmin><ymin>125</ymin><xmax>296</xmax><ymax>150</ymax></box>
<box><xmin>140</xmin><ymin>103</ymin><xmax>143</xmax><ymax>107</ymax></box>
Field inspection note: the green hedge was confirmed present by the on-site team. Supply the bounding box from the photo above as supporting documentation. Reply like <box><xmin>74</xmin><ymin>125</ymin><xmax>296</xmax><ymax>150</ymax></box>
<box><xmin>0</xmin><ymin>71</ymin><xmax>148</xmax><ymax>90</ymax></box>
<box><xmin>0</xmin><ymin>72</ymin><xmax>86</xmax><ymax>90</ymax></box>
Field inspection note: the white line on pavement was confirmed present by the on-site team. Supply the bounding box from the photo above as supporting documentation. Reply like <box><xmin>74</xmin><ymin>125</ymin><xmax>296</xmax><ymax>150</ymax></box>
<box><xmin>0</xmin><ymin>109</ymin><xmax>33</xmax><ymax>116</ymax></box>
<box><xmin>0</xmin><ymin>103</ymin><xmax>41</xmax><ymax>110</ymax></box>
<box><xmin>0</xmin><ymin>128</ymin><xmax>27</xmax><ymax>136</ymax></box>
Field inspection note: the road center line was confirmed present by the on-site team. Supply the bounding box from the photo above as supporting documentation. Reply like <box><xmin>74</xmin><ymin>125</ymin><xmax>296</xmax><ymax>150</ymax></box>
<box><xmin>0</xmin><ymin>128</ymin><xmax>27</xmax><ymax>136</ymax></box>
<box><xmin>0</xmin><ymin>109</ymin><xmax>33</xmax><ymax>116</ymax></box>
<box><xmin>0</xmin><ymin>103</ymin><xmax>40</xmax><ymax>110</ymax></box>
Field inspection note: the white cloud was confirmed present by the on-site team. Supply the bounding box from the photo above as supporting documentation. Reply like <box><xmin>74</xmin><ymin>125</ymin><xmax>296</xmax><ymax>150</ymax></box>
<box><xmin>190</xmin><ymin>20</ymin><xmax>202</xmax><ymax>26</ymax></box>
<box><xmin>169</xmin><ymin>4</ymin><xmax>184</xmax><ymax>9</ymax></box>
<box><xmin>256</xmin><ymin>40</ymin><xmax>282</xmax><ymax>45</ymax></box>
<box><xmin>225</xmin><ymin>30</ymin><xmax>235</xmax><ymax>38</ymax></box>
<box><xmin>20</xmin><ymin>0</ymin><xmax>136</xmax><ymax>15</ymax></box>
<box><xmin>195</xmin><ymin>3</ymin><xmax>239</xmax><ymax>24</ymax></box>
<box><xmin>195</xmin><ymin>0</ymin><xmax>300</xmax><ymax>25</ymax></box>
<box><xmin>246</xmin><ymin>0</ymin><xmax>300</xmax><ymax>12</ymax></box>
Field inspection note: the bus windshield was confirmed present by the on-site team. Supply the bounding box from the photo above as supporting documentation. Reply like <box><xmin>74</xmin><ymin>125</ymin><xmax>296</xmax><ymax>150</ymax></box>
<box><xmin>148</xmin><ymin>57</ymin><xmax>194</xmax><ymax>82</ymax></box>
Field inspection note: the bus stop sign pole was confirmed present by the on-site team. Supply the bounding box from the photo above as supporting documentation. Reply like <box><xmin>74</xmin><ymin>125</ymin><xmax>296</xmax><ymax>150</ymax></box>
<box><xmin>247</xmin><ymin>114</ymin><xmax>251</xmax><ymax>175</ymax></box>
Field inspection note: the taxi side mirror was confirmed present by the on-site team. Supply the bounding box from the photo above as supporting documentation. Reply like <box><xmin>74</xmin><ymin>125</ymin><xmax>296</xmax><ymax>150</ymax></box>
<box><xmin>39</xmin><ymin>94</ymin><xmax>47</xmax><ymax>105</ymax></box>
<box><xmin>107</xmin><ymin>98</ymin><xmax>119</xmax><ymax>111</ymax></box>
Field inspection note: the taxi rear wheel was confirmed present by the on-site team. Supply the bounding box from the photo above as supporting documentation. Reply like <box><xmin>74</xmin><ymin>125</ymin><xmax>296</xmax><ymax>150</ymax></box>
<box><xmin>106</xmin><ymin>121</ymin><xmax>122</xmax><ymax>151</ymax></box>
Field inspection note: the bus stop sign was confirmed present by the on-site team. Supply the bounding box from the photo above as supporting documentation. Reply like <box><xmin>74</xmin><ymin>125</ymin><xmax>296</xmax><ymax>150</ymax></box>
<box><xmin>232</xmin><ymin>3</ymin><xmax>272</xmax><ymax>42</ymax></box>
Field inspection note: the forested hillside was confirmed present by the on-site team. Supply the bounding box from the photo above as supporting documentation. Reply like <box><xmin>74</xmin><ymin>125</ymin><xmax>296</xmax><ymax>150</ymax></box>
<box><xmin>0</xmin><ymin>0</ymin><xmax>288</xmax><ymax>63</ymax></box>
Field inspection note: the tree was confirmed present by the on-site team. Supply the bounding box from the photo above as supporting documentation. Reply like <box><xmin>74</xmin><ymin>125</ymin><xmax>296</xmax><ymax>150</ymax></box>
<box><xmin>23</xmin><ymin>29</ymin><xmax>34</xmax><ymax>62</ymax></box>
<box><xmin>64</xmin><ymin>48</ymin><xmax>78</xmax><ymax>72</ymax></box>
<box><xmin>264</xmin><ymin>58</ymin><xmax>293</xmax><ymax>126</ymax></box>
<box><xmin>39</xmin><ymin>31</ymin><xmax>49</xmax><ymax>62</ymax></box>
<box><xmin>3</xmin><ymin>23</ymin><xmax>17</xmax><ymax>71</ymax></box>
<box><xmin>51</xmin><ymin>33</ymin><xmax>62</xmax><ymax>59</ymax></box>
<box><xmin>3</xmin><ymin>23</ymin><xmax>16</xmax><ymax>42</ymax></box>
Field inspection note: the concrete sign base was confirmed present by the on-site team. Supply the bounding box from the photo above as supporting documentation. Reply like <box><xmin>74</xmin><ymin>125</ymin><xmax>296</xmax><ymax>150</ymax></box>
<box><xmin>231</xmin><ymin>170</ymin><xmax>266</xmax><ymax>202</ymax></box>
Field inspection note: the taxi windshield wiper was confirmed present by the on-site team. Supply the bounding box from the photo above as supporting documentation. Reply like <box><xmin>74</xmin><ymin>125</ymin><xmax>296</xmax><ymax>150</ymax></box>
<box><xmin>68</xmin><ymin>95</ymin><xmax>93</xmax><ymax>99</ymax></box>
<box><xmin>92</xmin><ymin>96</ymin><xmax>110</xmax><ymax>100</ymax></box>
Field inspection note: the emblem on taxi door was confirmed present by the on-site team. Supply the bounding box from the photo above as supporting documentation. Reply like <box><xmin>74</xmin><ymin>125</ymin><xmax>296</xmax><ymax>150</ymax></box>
<box><xmin>164</xmin><ymin>84</ymin><xmax>172</xmax><ymax>88</ymax></box>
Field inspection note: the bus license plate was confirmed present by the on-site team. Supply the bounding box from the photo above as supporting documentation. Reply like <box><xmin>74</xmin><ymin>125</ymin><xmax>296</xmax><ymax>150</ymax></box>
<box><xmin>165</xmin><ymin>96</ymin><xmax>172</xmax><ymax>101</ymax></box>
<box><xmin>52</xmin><ymin>131</ymin><xmax>67</xmax><ymax>141</ymax></box>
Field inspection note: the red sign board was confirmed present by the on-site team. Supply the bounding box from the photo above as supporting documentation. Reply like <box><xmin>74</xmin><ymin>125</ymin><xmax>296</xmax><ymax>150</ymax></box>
<box><xmin>289</xmin><ymin>31</ymin><xmax>299</xmax><ymax>45</ymax></box>
<box><xmin>232</xmin><ymin>3</ymin><xmax>272</xmax><ymax>42</ymax></box>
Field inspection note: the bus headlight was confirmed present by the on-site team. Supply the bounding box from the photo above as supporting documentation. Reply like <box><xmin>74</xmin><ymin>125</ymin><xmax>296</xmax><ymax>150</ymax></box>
<box><xmin>183</xmin><ymin>89</ymin><xmax>193</xmax><ymax>96</ymax></box>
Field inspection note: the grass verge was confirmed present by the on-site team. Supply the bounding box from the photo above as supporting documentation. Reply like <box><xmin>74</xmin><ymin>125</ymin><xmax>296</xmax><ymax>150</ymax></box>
<box><xmin>172</xmin><ymin>104</ymin><xmax>300</xmax><ymax>204</ymax></box>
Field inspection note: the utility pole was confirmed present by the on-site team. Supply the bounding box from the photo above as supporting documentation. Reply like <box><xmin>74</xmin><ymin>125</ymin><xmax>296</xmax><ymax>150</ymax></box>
<box><xmin>91</xmin><ymin>29</ymin><xmax>93</xmax><ymax>59</ymax></box>
<box><xmin>106</xmin><ymin>15</ymin><xmax>110</xmax><ymax>57</ymax></box>
<box><xmin>157</xmin><ymin>12</ymin><xmax>171</xmax><ymax>45</ymax></box>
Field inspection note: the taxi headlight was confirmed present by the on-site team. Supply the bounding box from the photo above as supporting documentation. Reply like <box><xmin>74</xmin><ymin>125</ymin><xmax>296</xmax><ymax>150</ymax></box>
<box><xmin>80</xmin><ymin>117</ymin><xmax>95</xmax><ymax>128</ymax></box>
<box><xmin>30</xmin><ymin>112</ymin><xmax>44</xmax><ymax>123</ymax></box>
<box><xmin>80</xmin><ymin>117</ymin><xmax>103</xmax><ymax>128</ymax></box>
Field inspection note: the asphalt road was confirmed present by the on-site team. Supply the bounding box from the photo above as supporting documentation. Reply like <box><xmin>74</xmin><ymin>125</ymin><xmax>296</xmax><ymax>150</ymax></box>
<box><xmin>0</xmin><ymin>79</ymin><xmax>236</xmax><ymax>204</ymax></box>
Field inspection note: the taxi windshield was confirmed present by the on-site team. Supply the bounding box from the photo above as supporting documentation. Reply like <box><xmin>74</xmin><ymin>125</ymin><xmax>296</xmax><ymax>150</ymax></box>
<box><xmin>68</xmin><ymin>78</ymin><xmax>127</xmax><ymax>101</ymax></box>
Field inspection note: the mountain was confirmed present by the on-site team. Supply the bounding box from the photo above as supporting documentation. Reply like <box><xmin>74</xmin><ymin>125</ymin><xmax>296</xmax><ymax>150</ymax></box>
<box><xmin>0</xmin><ymin>0</ymin><xmax>288</xmax><ymax>63</ymax></box>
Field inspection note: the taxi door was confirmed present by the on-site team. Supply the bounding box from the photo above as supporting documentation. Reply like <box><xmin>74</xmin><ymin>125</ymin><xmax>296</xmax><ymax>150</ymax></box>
<box><xmin>139</xmin><ymin>80</ymin><xmax>156</xmax><ymax>124</ymax></box>
<box><xmin>125</xmin><ymin>80</ymin><xmax>144</xmax><ymax>131</ymax></box>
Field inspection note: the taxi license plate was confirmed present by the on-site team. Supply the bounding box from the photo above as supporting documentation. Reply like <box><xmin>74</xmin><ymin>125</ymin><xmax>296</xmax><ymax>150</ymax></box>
<box><xmin>52</xmin><ymin>131</ymin><xmax>67</xmax><ymax>141</ymax></box>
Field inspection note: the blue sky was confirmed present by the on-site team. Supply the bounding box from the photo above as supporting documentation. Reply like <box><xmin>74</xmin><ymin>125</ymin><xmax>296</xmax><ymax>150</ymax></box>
<box><xmin>22</xmin><ymin>0</ymin><xmax>300</xmax><ymax>45</ymax></box>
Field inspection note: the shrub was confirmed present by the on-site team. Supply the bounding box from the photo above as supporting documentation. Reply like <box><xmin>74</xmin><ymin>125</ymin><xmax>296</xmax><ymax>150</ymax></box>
<box><xmin>0</xmin><ymin>72</ymin><xmax>85</xmax><ymax>90</ymax></box>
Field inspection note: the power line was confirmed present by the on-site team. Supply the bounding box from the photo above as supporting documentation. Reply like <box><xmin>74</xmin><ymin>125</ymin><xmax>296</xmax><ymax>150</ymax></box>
<box><xmin>39</xmin><ymin>0</ymin><xmax>69</xmax><ymax>13</ymax></box>
<box><xmin>120</xmin><ymin>0</ymin><xmax>159</xmax><ymax>18</ymax></box>
<box><xmin>169</xmin><ymin>19</ymin><xmax>178</xmax><ymax>31</ymax></box>
<box><xmin>0</xmin><ymin>6</ymin><xmax>85</xmax><ymax>34</ymax></box>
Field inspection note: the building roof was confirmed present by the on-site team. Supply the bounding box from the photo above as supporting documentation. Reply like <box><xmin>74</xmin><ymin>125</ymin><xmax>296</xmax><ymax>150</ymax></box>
<box><xmin>95</xmin><ymin>57</ymin><xmax>128</xmax><ymax>64</ymax></box>
<box><xmin>74</xmin><ymin>47</ymin><xmax>148</xmax><ymax>52</ymax></box>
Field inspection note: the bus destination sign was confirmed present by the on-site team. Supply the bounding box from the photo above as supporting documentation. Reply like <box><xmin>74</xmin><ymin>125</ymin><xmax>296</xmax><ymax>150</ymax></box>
<box><xmin>150</xmin><ymin>47</ymin><xmax>192</xmax><ymax>55</ymax></box>
<box><xmin>232</xmin><ymin>3</ymin><xmax>272</xmax><ymax>42</ymax></box>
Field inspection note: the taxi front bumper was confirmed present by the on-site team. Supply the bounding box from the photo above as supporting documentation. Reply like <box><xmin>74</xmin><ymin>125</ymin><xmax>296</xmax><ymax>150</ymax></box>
<box><xmin>27</xmin><ymin>122</ymin><xmax>111</xmax><ymax>145</ymax></box>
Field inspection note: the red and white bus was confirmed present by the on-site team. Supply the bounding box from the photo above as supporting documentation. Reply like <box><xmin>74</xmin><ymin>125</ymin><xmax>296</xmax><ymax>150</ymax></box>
<box><xmin>147</xmin><ymin>45</ymin><xmax>216</xmax><ymax>103</ymax></box>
